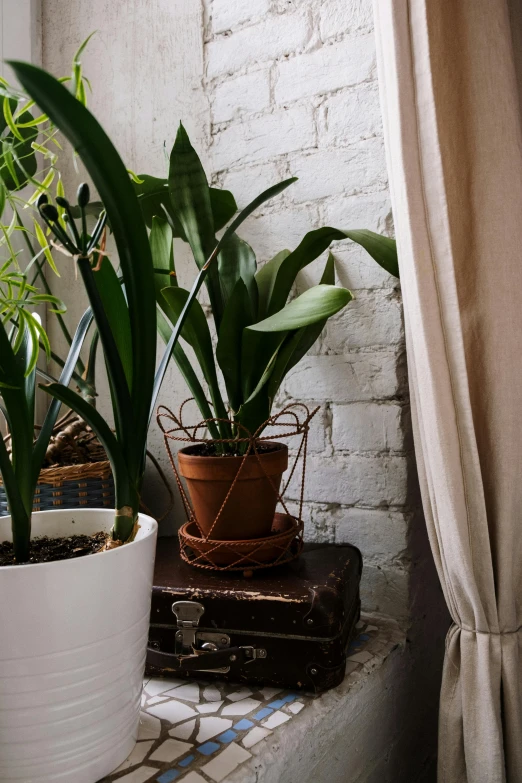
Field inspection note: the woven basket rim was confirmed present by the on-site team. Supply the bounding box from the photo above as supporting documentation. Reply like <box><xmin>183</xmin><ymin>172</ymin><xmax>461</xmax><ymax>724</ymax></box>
<box><xmin>0</xmin><ymin>459</ymin><xmax>112</xmax><ymax>487</ymax></box>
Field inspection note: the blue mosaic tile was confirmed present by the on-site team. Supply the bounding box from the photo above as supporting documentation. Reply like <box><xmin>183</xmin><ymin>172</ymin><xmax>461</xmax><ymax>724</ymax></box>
<box><xmin>253</xmin><ymin>707</ymin><xmax>273</xmax><ymax>721</ymax></box>
<box><xmin>218</xmin><ymin>729</ymin><xmax>238</xmax><ymax>743</ymax></box>
<box><xmin>157</xmin><ymin>770</ymin><xmax>180</xmax><ymax>783</ymax></box>
<box><xmin>281</xmin><ymin>693</ymin><xmax>297</xmax><ymax>703</ymax></box>
<box><xmin>197</xmin><ymin>741</ymin><xmax>221</xmax><ymax>756</ymax></box>
<box><xmin>359</xmin><ymin>633</ymin><xmax>370</xmax><ymax>641</ymax></box>
<box><xmin>178</xmin><ymin>754</ymin><xmax>195</xmax><ymax>767</ymax></box>
<box><xmin>234</xmin><ymin>719</ymin><xmax>254</xmax><ymax>731</ymax></box>
<box><xmin>268</xmin><ymin>693</ymin><xmax>297</xmax><ymax>709</ymax></box>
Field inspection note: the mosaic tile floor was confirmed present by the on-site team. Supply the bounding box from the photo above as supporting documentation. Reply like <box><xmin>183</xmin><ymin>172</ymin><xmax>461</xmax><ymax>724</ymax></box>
<box><xmin>100</xmin><ymin>618</ymin><xmax>392</xmax><ymax>783</ymax></box>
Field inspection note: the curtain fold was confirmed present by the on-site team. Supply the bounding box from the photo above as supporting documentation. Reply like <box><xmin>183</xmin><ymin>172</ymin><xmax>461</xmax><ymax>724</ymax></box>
<box><xmin>372</xmin><ymin>1</ymin><xmax>522</xmax><ymax>780</ymax></box>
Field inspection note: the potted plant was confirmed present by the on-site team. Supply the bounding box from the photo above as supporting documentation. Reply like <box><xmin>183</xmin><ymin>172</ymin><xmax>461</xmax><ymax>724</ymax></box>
<box><xmin>145</xmin><ymin>125</ymin><xmax>399</xmax><ymax>542</ymax></box>
<box><xmin>0</xmin><ymin>60</ymin><xmax>327</xmax><ymax>781</ymax></box>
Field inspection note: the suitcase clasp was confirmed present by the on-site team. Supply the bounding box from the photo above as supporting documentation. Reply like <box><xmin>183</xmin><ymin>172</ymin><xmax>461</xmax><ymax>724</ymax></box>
<box><xmin>172</xmin><ymin>601</ymin><xmax>205</xmax><ymax>654</ymax></box>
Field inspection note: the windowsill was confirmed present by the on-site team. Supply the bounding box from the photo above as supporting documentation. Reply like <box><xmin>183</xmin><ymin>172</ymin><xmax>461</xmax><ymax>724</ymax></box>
<box><xmin>101</xmin><ymin>616</ymin><xmax>405</xmax><ymax>783</ymax></box>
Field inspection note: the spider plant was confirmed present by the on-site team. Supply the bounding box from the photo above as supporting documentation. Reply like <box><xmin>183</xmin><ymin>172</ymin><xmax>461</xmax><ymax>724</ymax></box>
<box><xmin>6</xmin><ymin>61</ymin><xmax>303</xmax><ymax>554</ymax></box>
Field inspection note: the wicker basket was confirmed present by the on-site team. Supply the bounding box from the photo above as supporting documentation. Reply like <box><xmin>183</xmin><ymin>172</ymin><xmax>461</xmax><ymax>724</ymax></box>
<box><xmin>0</xmin><ymin>460</ymin><xmax>115</xmax><ymax>516</ymax></box>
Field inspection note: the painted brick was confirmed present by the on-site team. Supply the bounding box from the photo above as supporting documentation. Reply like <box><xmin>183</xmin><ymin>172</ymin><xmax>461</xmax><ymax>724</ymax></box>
<box><xmin>286</xmin><ymin>454</ymin><xmax>409</xmax><ymax>506</ymax></box>
<box><xmin>282</xmin><ymin>352</ymin><xmax>404</xmax><ymax>403</ymax></box>
<box><xmin>334</xmin><ymin>508</ymin><xmax>410</xmax><ymax>562</ymax></box>
<box><xmin>274</xmin><ymin>35</ymin><xmax>375</xmax><ymax>104</ymax></box>
<box><xmin>233</xmin><ymin>204</ymin><xmax>318</xmax><ymax>263</ymax></box>
<box><xmin>360</xmin><ymin>564</ymin><xmax>410</xmax><ymax>620</ymax></box>
<box><xmin>212</xmin><ymin>68</ymin><xmax>270</xmax><ymax>124</ymax></box>
<box><xmin>319</xmin><ymin>0</ymin><xmax>374</xmax><ymax>41</ymax></box>
<box><xmin>324</xmin><ymin>289</ymin><xmax>403</xmax><ymax>350</ymax></box>
<box><xmin>332</xmin><ymin>402</ymin><xmax>403</xmax><ymax>452</ymax></box>
<box><xmin>212</xmin><ymin>105</ymin><xmax>315</xmax><ymax>170</ymax></box>
<box><xmin>219</xmin><ymin>161</ymin><xmax>281</xmax><ymax>208</ymax></box>
<box><xmin>321</xmin><ymin>82</ymin><xmax>383</xmax><ymax>145</ymax></box>
<box><xmin>211</xmin><ymin>0</ymin><xmax>270</xmax><ymax>35</ymax></box>
<box><xmin>289</xmin><ymin>138</ymin><xmax>387</xmax><ymax>203</ymax></box>
<box><xmin>206</xmin><ymin>13</ymin><xmax>310</xmax><ymax>78</ymax></box>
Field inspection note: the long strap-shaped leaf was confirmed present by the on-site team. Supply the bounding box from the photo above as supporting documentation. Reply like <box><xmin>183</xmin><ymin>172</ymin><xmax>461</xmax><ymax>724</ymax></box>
<box><xmin>9</xmin><ymin>61</ymin><xmax>157</xmax><ymax>463</ymax></box>
<box><xmin>267</xmin><ymin>228</ymin><xmax>398</xmax><ymax>316</ymax></box>
<box><xmin>32</xmin><ymin>306</ymin><xmax>93</xmax><ymax>477</ymax></box>
<box><xmin>150</xmin><ymin>177</ymin><xmax>297</xmax><ymax>422</ymax></box>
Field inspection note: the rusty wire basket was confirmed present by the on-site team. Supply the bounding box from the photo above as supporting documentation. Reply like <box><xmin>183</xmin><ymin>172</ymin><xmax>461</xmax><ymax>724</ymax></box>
<box><xmin>158</xmin><ymin>401</ymin><xmax>318</xmax><ymax>572</ymax></box>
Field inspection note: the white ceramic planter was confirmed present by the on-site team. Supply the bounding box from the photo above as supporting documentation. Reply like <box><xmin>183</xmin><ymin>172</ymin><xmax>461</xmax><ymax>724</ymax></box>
<box><xmin>0</xmin><ymin>508</ymin><xmax>157</xmax><ymax>783</ymax></box>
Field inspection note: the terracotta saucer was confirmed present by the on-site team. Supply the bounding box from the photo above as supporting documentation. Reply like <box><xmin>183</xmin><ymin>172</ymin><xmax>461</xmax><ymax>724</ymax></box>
<box><xmin>179</xmin><ymin>512</ymin><xmax>301</xmax><ymax>568</ymax></box>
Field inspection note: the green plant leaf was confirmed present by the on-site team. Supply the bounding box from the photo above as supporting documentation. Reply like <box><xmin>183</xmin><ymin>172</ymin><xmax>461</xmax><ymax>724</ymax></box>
<box><xmin>218</xmin><ymin>232</ymin><xmax>257</xmax><ymax>310</ymax></box>
<box><xmin>92</xmin><ymin>255</ymin><xmax>133</xmax><ymax>390</ymax></box>
<box><xmin>10</xmin><ymin>61</ymin><xmax>157</xmax><ymax>478</ymax></box>
<box><xmin>161</xmin><ymin>285</ymin><xmax>229</xmax><ymax>429</ymax></box>
<box><xmin>150</xmin><ymin>176</ymin><xmax>297</xmax><ymax>424</ymax></box>
<box><xmin>216</xmin><ymin>278</ymin><xmax>254</xmax><ymax>413</ymax></box>
<box><xmin>251</xmin><ymin>284</ymin><xmax>352</xmax><ymax>332</ymax></box>
<box><xmin>210</xmin><ymin>188</ymin><xmax>237</xmax><ymax>231</ymax></box>
<box><xmin>150</xmin><ymin>215</ymin><xmax>175</xmax><ymax>291</ymax></box>
<box><xmin>0</xmin><ymin>104</ymin><xmax>38</xmax><ymax>191</ymax></box>
<box><xmin>156</xmin><ymin>307</ymin><xmax>220</xmax><ymax>440</ymax></box>
<box><xmin>267</xmin><ymin>227</ymin><xmax>398</xmax><ymax>317</ymax></box>
<box><xmin>255</xmin><ymin>249</ymin><xmax>290</xmax><ymax>320</ymax></box>
<box><xmin>168</xmin><ymin>123</ymin><xmax>223</xmax><ymax>326</ymax></box>
<box><xmin>342</xmin><ymin>229</ymin><xmax>399</xmax><ymax>278</ymax></box>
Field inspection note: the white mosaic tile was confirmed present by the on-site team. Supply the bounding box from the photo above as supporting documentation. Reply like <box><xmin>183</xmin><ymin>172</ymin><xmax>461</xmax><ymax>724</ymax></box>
<box><xmin>146</xmin><ymin>695</ymin><xmax>169</xmax><ymax>706</ymax></box>
<box><xmin>225</xmin><ymin>686</ymin><xmax>252</xmax><ymax>702</ymax></box>
<box><xmin>258</xmin><ymin>687</ymin><xmax>283</xmax><ymax>700</ymax></box>
<box><xmin>146</xmin><ymin>700</ymin><xmax>197</xmax><ymax>724</ymax></box>
<box><xmin>114</xmin><ymin>767</ymin><xmax>157</xmax><ymax>783</ymax></box>
<box><xmin>366</xmin><ymin>624</ymin><xmax>378</xmax><ymax>632</ymax></box>
<box><xmin>348</xmin><ymin>650</ymin><xmax>374</xmax><ymax>664</ymax></box>
<box><xmin>144</xmin><ymin>678</ymin><xmax>172</xmax><ymax>697</ymax></box>
<box><xmin>242</xmin><ymin>726</ymin><xmax>272</xmax><ymax>748</ymax></box>
<box><xmin>149</xmin><ymin>738</ymin><xmax>193</xmax><ymax>763</ymax></box>
<box><xmin>180</xmin><ymin>773</ymin><xmax>207</xmax><ymax>783</ymax></box>
<box><xmin>114</xmin><ymin>740</ymin><xmax>154</xmax><ymax>772</ymax></box>
<box><xmin>197</xmin><ymin>700</ymin><xmax>224</xmax><ymax>714</ymax></box>
<box><xmin>196</xmin><ymin>717</ymin><xmax>233</xmax><ymax>743</ymax></box>
<box><xmin>164</xmin><ymin>682</ymin><xmax>200</xmax><ymax>702</ymax></box>
<box><xmin>288</xmin><ymin>701</ymin><xmax>305</xmax><ymax>715</ymax></box>
<box><xmin>221</xmin><ymin>697</ymin><xmax>262</xmax><ymax>716</ymax></box>
<box><xmin>137</xmin><ymin>711</ymin><xmax>161</xmax><ymax>741</ymax></box>
<box><xmin>203</xmin><ymin>684</ymin><xmax>222</xmax><ymax>701</ymax></box>
<box><xmin>201</xmin><ymin>743</ymin><xmax>252</xmax><ymax>782</ymax></box>
<box><xmin>262</xmin><ymin>710</ymin><xmax>291</xmax><ymax>729</ymax></box>
<box><xmin>169</xmin><ymin>718</ymin><xmax>196</xmax><ymax>740</ymax></box>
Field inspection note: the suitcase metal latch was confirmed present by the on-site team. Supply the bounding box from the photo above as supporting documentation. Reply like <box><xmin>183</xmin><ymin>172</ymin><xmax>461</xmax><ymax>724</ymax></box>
<box><xmin>171</xmin><ymin>601</ymin><xmax>206</xmax><ymax>654</ymax></box>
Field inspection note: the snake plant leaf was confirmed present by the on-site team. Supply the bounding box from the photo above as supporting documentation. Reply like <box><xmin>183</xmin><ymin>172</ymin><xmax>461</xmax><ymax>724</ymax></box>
<box><xmin>133</xmin><ymin>174</ymin><xmax>179</xmax><ymax>231</ymax></box>
<box><xmin>235</xmin><ymin>384</ymin><xmax>271</xmax><ymax>439</ymax></box>
<box><xmin>265</xmin><ymin>253</ymin><xmax>336</xmax><ymax>405</ymax></box>
<box><xmin>168</xmin><ymin>123</ymin><xmax>224</xmax><ymax>327</ymax></box>
<box><xmin>92</xmin><ymin>255</ymin><xmax>133</xmax><ymax>390</ymax></box>
<box><xmin>150</xmin><ymin>176</ymin><xmax>298</xmax><ymax>423</ymax></box>
<box><xmin>10</xmin><ymin>61</ymin><xmax>157</xmax><ymax>479</ymax></box>
<box><xmin>161</xmin><ymin>285</ymin><xmax>229</xmax><ymax>428</ymax></box>
<box><xmin>343</xmin><ymin>229</ymin><xmax>399</xmax><ymax>279</ymax></box>
<box><xmin>250</xmin><ymin>284</ymin><xmax>352</xmax><ymax>332</ymax></box>
<box><xmin>216</xmin><ymin>277</ymin><xmax>254</xmax><ymax>413</ymax></box>
<box><xmin>150</xmin><ymin>216</ymin><xmax>176</xmax><ymax>296</ymax></box>
<box><xmin>254</xmin><ymin>249</ymin><xmax>290</xmax><ymax>320</ymax></box>
<box><xmin>210</xmin><ymin>188</ymin><xmax>237</xmax><ymax>231</ymax></box>
<box><xmin>218</xmin><ymin>233</ymin><xmax>257</xmax><ymax>310</ymax></box>
<box><xmin>157</xmin><ymin>307</ymin><xmax>220</xmax><ymax>440</ymax></box>
<box><xmin>267</xmin><ymin>227</ymin><xmax>398</xmax><ymax>317</ymax></box>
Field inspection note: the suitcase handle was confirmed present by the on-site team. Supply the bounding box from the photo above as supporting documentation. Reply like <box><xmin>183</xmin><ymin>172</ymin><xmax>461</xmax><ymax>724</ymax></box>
<box><xmin>147</xmin><ymin>644</ymin><xmax>266</xmax><ymax>672</ymax></box>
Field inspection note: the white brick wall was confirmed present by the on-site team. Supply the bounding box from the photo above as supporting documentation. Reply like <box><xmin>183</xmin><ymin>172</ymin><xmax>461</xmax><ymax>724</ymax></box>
<box><xmin>205</xmin><ymin>0</ymin><xmax>414</xmax><ymax>620</ymax></box>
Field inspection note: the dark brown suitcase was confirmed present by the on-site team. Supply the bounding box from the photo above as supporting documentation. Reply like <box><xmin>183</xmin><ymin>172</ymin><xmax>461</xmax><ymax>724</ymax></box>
<box><xmin>146</xmin><ymin>540</ymin><xmax>362</xmax><ymax>694</ymax></box>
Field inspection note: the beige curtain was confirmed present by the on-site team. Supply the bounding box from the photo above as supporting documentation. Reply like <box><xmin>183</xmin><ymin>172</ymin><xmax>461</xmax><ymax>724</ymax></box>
<box><xmin>372</xmin><ymin>1</ymin><xmax>522</xmax><ymax>780</ymax></box>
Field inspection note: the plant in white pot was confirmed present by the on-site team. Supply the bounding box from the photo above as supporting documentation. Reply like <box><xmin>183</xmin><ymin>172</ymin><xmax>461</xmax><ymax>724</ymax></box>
<box><xmin>0</xmin><ymin>61</ymin><xmax>324</xmax><ymax>781</ymax></box>
<box><xmin>0</xmin><ymin>63</ymin><xmax>166</xmax><ymax>783</ymax></box>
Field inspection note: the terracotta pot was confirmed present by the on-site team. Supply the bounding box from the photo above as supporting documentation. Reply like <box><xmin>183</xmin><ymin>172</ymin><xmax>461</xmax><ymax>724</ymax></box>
<box><xmin>177</xmin><ymin>441</ymin><xmax>288</xmax><ymax>540</ymax></box>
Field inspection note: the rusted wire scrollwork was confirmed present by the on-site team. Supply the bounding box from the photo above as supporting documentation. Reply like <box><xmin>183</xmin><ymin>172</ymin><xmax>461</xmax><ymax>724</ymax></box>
<box><xmin>157</xmin><ymin>401</ymin><xmax>319</xmax><ymax>573</ymax></box>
